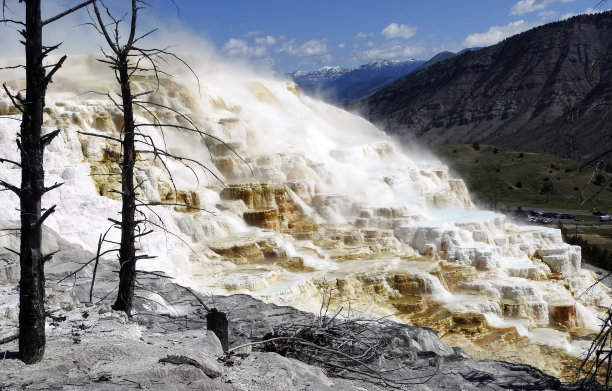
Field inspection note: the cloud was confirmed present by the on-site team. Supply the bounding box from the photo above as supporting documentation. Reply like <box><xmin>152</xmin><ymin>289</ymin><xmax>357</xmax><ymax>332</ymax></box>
<box><xmin>381</xmin><ymin>23</ymin><xmax>416</xmax><ymax>39</ymax></box>
<box><xmin>583</xmin><ymin>7</ymin><xmax>606</xmax><ymax>14</ymax></box>
<box><xmin>222</xmin><ymin>34</ymin><xmax>332</xmax><ymax>70</ymax></box>
<box><xmin>255</xmin><ymin>35</ymin><xmax>277</xmax><ymax>45</ymax></box>
<box><xmin>278</xmin><ymin>39</ymin><xmax>329</xmax><ymax>57</ymax></box>
<box><xmin>222</xmin><ymin>38</ymin><xmax>268</xmax><ymax>58</ymax></box>
<box><xmin>510</xmin><ymin>0</ymin><xmax>574</xmax><ymax>16</ymax></box>
<box><xmin>538</xmin><ymin>10</ymin><xmax>559</xmax><ymax>19</ymax></box>
<box><xmin>337</xmin><ymin>43</ymin><xmax>346</xmax><ymax>49</ymax></box>
<box><xmin>560</xmin><ymin>11</ymin><xmax>578</xmax><ymax>19</ymax></box>
<box><xmin>244</xmin><ymin>31</ymin><xmax>262</xmax><ymax>37</ymax></box>
<box><xmin>222</xmin><ymin>35</ymin><xmax>282</xmax><ymax>59</ymax></box>
<box><xmin>463</xmin><ymin>20</ymin><xmax>533</xmax><ymax>47</ymax></box>
<box><xmin>301</xmin><ymin>40</ymin><xmax>329</xmax><ymax>56</ymax></box>
<box><xmin>358</xmin><ymin>41</ymin><xmax>423</xmax><ymax>61</ymax></box>
<box><xmin>355</xmin><ymin>32</ymin><xmax>370</xmax><ymax>39</ymax></box>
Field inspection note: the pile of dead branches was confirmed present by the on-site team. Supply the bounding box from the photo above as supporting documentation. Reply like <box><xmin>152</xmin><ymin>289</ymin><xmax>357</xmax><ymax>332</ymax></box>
<box><xmin>229</xmin><ymin>286</ymin><xmax>437</xmax><ymax>388</ymax></box>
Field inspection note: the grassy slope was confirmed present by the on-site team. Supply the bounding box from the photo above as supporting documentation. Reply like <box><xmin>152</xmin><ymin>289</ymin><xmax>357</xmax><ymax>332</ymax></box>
<box><xmin>430</xmin><ymin>144</ymin><xmax>612</xmax><ymax>212</ymax></box>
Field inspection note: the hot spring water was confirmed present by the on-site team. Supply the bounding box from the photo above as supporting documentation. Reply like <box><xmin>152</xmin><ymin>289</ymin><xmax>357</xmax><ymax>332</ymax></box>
<box><xmin>0</xmin><ymin>55</ymin><xmax>609</xmax><ymax>378</ymax></box>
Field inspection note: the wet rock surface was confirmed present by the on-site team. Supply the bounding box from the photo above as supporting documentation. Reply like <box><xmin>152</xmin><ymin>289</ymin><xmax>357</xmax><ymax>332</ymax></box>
<box><xmin>0</xmin><ymin>268</ymin><xmax>601</xmax><ymax>390</ymax></box>
<box><xmin>0</xmin><ymin>55</ymin><xmax>609</xmax><ymax>389</ymax></box>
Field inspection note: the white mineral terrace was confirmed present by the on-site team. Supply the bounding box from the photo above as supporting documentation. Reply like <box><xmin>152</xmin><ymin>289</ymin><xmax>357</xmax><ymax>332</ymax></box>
<box><xmin>0</xmin><ymin>55</ymin><xmax>609</xmax><ymax>376</ymax></box>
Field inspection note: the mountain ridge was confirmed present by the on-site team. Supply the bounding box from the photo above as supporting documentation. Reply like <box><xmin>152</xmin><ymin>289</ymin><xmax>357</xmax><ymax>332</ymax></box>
<box><xmin>289</xmin><ymin>58</ymin><xmax>426</xmax><ymax>102</ymax></box>
<box><xmin>357</xmin><ymin>11</ymin><xmax>612</xmax><ymax>161</ymax></box>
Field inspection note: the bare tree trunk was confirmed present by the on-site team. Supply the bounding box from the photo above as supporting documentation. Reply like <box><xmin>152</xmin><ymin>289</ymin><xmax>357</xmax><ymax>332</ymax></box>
<box><xmin>1</xmin><ymin>0</ymin><xmax>94</xmax><ymax>364</ymax></box>
<box><xmin>92</xmin><ymin>0</ymin><xmax>226</xmax><ymax>316</ymax></box>
<box><xmin>19</xmin><ymin>0</ymin><xmax>46</xmax><ymax>364</ymax></box>
<box><xmin>112</xmin><ymin>55</ymin><xmax>137</xmax><ymax>314</ymax></box>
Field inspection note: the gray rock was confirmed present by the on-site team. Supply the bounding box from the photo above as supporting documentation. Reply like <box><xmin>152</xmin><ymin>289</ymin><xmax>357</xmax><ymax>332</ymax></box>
<box><xmin>0</xmin><ymin>268</ymin><xmax>603</xmax><ymax>390</ymax></box>
<box><xmin>0</xmin><ymin>256</ymin><xmax>18</xmax><ymax>286</ymax></box>
<box><xmin>222</xmin><ymin>352</ymin><xmax>334</xmax><ymax>391</ymax></box>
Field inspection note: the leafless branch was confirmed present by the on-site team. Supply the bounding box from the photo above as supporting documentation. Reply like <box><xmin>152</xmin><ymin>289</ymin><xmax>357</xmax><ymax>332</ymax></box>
<box><xmin>2</xmin><ymin>83</ymin><xmax>23</xmax><ymax>113</ymax></box>
<box><xmin>0</xmin><ymin>157</ymin><xmax>21</xmax><ymax>167</ymax></box>
<box><xmin>228</xmin><ymin>284</ymin><xmax>438</xmax><ymax>388</ymax></box>
<box><xmin>43</xmin><ymin>0</ymin><xmax>96</xmax><ymax>26</ymax></box>
<box><xmin>57</xmin><ymin>247</ymin><xmax>121</xmax><ymax>283</ymax></box>
<box><xmin>0</xmin><ymin>179</ymin><xmax>19</xmax><ymax>196</ymax></box>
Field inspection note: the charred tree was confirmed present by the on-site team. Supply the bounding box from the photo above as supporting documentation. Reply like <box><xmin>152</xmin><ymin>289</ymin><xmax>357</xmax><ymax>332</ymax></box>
<box><xmin>0</xmin><ymin>0</ymin><xmax>95</xmax><ymax>364</ymax></box>
<box><xmin>91</xmin><ymin>0</ymin><xmax>140</xmax><ymax>314</ymax></box>
<box><xmin>90</xmin><ymin>1</ymin><xmax>238</xmax><ymax>315</ymax></box>
<box><xmin>114</xmin><ymin>53</ymin><xmax>139</xmax><ymax>313</ymax></box>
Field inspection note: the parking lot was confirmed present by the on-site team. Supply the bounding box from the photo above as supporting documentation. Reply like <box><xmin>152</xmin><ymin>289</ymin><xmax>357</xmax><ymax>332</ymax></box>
<box><xmin>512</xmin><ymin>207</ymin><xmax>612</xmax><ymax>226</ymax></box>
<box><xmin>524</xmin><ymin>210</ymin><xmax>575</xmax><ymax>224</ymax></box>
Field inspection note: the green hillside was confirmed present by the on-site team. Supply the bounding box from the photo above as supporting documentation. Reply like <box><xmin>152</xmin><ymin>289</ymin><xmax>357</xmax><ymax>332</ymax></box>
<box><xmin>431</xmin><ymin>144</ymin><xmax>612</xmax><ymax>212</ymax></box>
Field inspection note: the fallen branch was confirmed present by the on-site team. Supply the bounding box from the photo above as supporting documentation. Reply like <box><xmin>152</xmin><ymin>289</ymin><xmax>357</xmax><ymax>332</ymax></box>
<box><xmin>159</xmin><ymin>355</ymin><xmax>220</xmax><ymax>378</ymax></box>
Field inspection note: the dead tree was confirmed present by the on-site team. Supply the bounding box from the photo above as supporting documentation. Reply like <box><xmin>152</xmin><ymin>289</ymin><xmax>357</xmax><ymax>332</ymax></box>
<box><xmin>576</xmin><ymin>306</ymin><xmax>612</xmax><ymax>388</ymax></box>
<box><xmin>89</xmin><ymin>0</ymin><xmax>237</xmax><ymax>315</ymax></box>
<box><xmin>0</xmin><ymin>0</ymin><xmax>95</xmax><ymax>364</ymax></box>
<box><xmin>92</xmin><ymin>0</ymin><xmax>141</xmax><ymax>315</ymax></box>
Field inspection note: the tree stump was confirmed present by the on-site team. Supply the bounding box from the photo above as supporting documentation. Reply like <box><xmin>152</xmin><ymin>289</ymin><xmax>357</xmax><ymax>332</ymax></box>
<box><xmin>206</xmin><ymin>308</ymin><xmax>228</xmax><ymax>351</ymax></box>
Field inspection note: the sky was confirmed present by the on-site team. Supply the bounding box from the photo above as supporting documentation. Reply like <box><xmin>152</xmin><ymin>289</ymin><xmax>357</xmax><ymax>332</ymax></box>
<box><xmin>0</xmin><ymin>0</ymin><xmax>609</xmax><ymax>74</ymax></box>
<box><xmin>144</xmin><ymin>0</ymin><xmax>609</xmax><ymax>73</ymax></box>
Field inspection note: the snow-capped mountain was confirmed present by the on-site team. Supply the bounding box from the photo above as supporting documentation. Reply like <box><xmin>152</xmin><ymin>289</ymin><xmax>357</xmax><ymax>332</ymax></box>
<box><xmin>288</xmin><ymin>49</ymin><xmax>485</xmax><ymax>103</ymax></box>
<box><xmin>288</xmin><ymin>59</ymin><xmax>425</xmax><ymax>103</ymax></box>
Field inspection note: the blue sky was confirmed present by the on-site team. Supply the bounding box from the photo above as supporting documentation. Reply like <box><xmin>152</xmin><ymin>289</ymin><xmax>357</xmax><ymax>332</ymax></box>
<box><xmin>0</xmin><ymin>0</ymin><xmax>606</xmax><ymax>74</ymax></box>
<box><xmin>143</xmin><ymin>0</ymin><xmax>608</xmax><ymax>73</ymax></box>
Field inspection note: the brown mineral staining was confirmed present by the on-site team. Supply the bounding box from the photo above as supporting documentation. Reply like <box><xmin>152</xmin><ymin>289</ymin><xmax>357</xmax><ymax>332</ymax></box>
<box><xmin>90</xmin><ymin>149</ymin><xmax>122</xmax><ymax>200</ymax></box>
<box><xmin>208</xmin><ymin>237</ymin><xmax>314</xmax><ymax>273</ymax></box>
<box><xmin>389</xmin><ymin>274</ymin><xmax>427</xmax><ymax>296</ymax></box>
<box><xmin>501</xmin><ymin>299</ymin><xmax>528</xmax><ymax>318</ymax></box>
<box><xmin>220</xmin><ymin>182</ymin><xmax>315</xmax><ymax>234</ymax></box>
<box><xmin>430</xmin><ymin>261</ymin><xmax>476</xmax><ymax>291</ymax></box>
<box><xmin>389</xmin><ymin>295</ymin><xmax>424</xmax><ymax>315</ymax></box>
<box><xmin>243</xmin><ymin>208</ymin><xmax>281</xmax><ymax>232</ymax></box>
<box><xmin>548</xmin><ymin>301</ymin><xmax>577</xmax><ymax>329</ymax></box>
<box><xmin>213</xmin><ymin>156</ymin><xmax>235</xmax><ymax>179</ymax></box>
<box><xmin>449</xmin><ymin>313</ymin><xmax>489</xmax><ymax>335</ymax></box>
<box><xmin>284</xmin><ymin>82</ymin><xmax>300</xmax><ymax>96</ymax></box>
<box><xmin>328</xmin><ymin>247</ymin><xmax>373</xmax><ymax>262</ymax></box>
<box><xmin>209</xmin><ymin>241</ymin><xmax>263</xmax><ymax>264</ymax></box>
<box><xmin>259</xmin><ymin>242</ymin><xmax>288</xmax><ymax>258</ymax></box>
<box><xmin>276</xmin><ymin>257</ymin><xmax>314</xmax><ymax>273</ymax></box>
<box><xmin>0</xmin><ymin>100</ymin><xmax>21</xmax><ymax>115</ymax></box>
<box><xmin>287</xmin><ymin>220</ymin><xmax>318</xmax><ymax>240</ymax></box>
<box><xmin>209</xmin><ymin>96</ymin><xmax>227</xmax><ymax>111</ymax></box>
<box><xmin>175</xmin><ymin>190</ymin><xmax>201</xmax><ymax>213</ymax></box>
<box><xmin>220</xmin><ymin>183</ymin><xmax>275</xmax><ymax>209</ymax></box>
<box><xmin>248</xmin><ymin>82</ymin><xmax>280</xmax><ymax>104</ymax></box>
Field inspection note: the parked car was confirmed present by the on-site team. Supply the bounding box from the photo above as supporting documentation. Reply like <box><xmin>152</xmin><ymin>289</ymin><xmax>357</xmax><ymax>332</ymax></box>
<box><xmin>593</xmin><ymin>210</ymin><xmax>606</xmax><ymax>216</ymax></box>
<box><xmin>600</xmin><ymin>215</ymin><xmax>612</xmax><ymax>222</ymax></box>
<box><xmin>525</xmin><ymin>216</ymin><xmax>553</xmax><ymax>224</ymax></box>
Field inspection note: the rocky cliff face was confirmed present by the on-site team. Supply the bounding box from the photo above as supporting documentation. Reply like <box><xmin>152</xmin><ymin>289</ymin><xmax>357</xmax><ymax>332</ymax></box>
<box><xmin>359</xmin><ymin>11</ymin><xmax>612</xmax><ymax>160</ymax></box>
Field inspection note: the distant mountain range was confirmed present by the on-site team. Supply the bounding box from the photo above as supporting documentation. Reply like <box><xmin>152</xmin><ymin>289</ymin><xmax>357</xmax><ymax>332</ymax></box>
<box><xmin>288</xmin><ymin>49</ymin><xmax>481</xmax><ymax>103</ymax></box>
<box><xmin>357</xmin><ymin>11</ymin><xmax>612</xmax><ymax>161</ymax></box>
<box><xmin>289</xmin><ymin>59</ymin><xmax>425</xmax><ymax>102</ymax></box>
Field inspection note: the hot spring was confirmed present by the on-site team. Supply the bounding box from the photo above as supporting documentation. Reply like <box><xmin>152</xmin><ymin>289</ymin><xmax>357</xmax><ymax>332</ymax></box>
<box><xmin>0</xmin><ymin>54</ymin><xmax>609</xmax><ymax>379</ymax></box>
